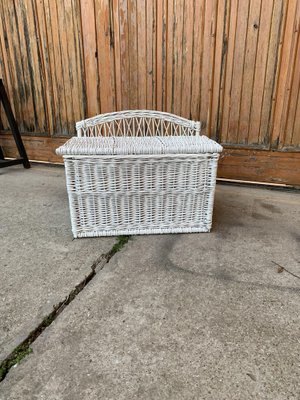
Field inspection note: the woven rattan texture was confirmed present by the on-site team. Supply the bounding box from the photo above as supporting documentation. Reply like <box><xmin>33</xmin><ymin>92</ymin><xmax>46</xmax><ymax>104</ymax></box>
<box><xmin>57</xmin><ymin>136</ymin><xmax>223</xmax><ymax>156</ymax></box>
<box><xmin>76</xmin><ymin>110</ymin><xmax>201</xmax><ymax>137</ymax></box>
<box><xmin>57</xmin><ymin>110</ymin><xmax>222</xmax><ymax>238</ymax></box>
<box><xmin>64</xmin><ymin>155</ymin><xmax>219</xmax><ymax>237</ymax></box>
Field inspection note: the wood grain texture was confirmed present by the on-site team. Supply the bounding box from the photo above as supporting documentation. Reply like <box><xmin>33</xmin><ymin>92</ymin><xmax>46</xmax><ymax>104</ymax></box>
<box><xmin>0</xmin><ymin>133</ymin><xmax>66</xmax><ymax>163</ymax></box>
<box><xmin>173</xmin><ymin>0</ymin><xmax>184</xmax><ymax>116</ymax></box>
<box><xmin>165</xmin><ymin>0</ymin><xmax>174</xmax><ymax>113</ymax></box>
<box><xmin>210</xmin><ymin>0</ymin><xmax>229</xmax><ymax>140</ymax></box>
<box><xmin>0</xmin><ymin>1</ymin><xmax>300</xmax><ymax>184</ymax></box>
<box><xmin>80</xmin><ymin>0</ymin><xmax>99</xmax><ymax>117</ymax></box>
<box><xmin>272</xmin><ymin>0</ymin><xmax>300</xmax><ymax>150</ymax></box>
<box><xmin>258</xmin><ymin>0</ymin><xmax>283</xmax><ymax>145</ymax></box>
<box><xmin>1</xmin><ymin>133</ymin><xmax>300</xmax><ymax>186</ymax></box>
<box><xmin>127</xmin><ymin>0</ymin><xmax>138</xmax><ymax>109</ymax></box>
<box><xmin>181</xmin><ymin>0</ymin><xmax>193</xmax><ymax>118</ymax></box>
<box><xmin>221</xmin><ymin>0</ymin><xmax>238</xmax><ymax>142</ymax></box>
<box><xmin>247</xmin><ymin>0</ymin><xmax>274</xmax><ymax>145</ymax></box>
<box><xmin>272</xmin><ymin>0</ymin><xmax>298</xmax><ymax>147</ymax></box>
<box><xmin>1</xmin><ymin>0</ymin><xmax>27</xmax><ymax>130</ymax></box>
<box><xmin>238</xmin><ymin>0</ymin><xmax>261</xmax><ymax>144</ymax></box>
<box><xmin>218</xmin><ymin>148</ymin><xmax>300</xmax><ymax>186</ymax></box>
<box><xmin>226</xmin><ymin>0</ymin><xmax>250</xmax><ymax>144</ymax></box>
<box><xmin>95</xmin><ymin>0</ymin><xmax>116</xmax><ymax>112</ymax></box>
<box><xmin>136</xmin><ymin>0</ymin><xmax>146</xmax><ymax>109</ymax></box>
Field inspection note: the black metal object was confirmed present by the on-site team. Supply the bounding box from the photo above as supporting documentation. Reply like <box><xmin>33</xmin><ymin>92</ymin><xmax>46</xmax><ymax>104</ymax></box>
<box><xmin>0</xmin><ymin>79</ymin><xmax>30</xmax><ymax>169</ymax></box>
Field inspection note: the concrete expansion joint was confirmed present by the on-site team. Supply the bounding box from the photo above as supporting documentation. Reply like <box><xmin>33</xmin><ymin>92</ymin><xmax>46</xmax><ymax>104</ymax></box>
<box><xmin>0</xmin><ymin>236</ymin><xmax>131</xmax><ymax>383</ymax></box>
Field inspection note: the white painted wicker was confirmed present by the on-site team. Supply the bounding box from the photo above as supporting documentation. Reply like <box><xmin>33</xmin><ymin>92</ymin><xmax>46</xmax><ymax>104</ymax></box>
<box><xmin>56</xmin><ymin>110</ymin><xmax>222</xmax><ymax>238</ymax></box>
<box><xmin>76</xmin><ymin>110</ymin><xmax>201</xmax><ymax>137</ymax></box>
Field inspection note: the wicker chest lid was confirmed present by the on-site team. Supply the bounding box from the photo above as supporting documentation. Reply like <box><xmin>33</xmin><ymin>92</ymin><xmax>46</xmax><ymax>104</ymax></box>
<box><xmin>56</xmin><ymin>136</ymin><xmax>223</xmax><ymax>156</ymax></box>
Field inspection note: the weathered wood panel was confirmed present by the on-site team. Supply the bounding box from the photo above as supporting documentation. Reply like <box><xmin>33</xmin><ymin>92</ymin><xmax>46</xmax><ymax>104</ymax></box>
<box><xmin>79</xmin><ymin>0</ymin><xmax>216</xmax><ymax>122</ymax></box>
<box><xmin>218</xmin><ymin>148</ymin><xmax>300</xmax><ymax>186</ymax></box>
<box><xmin>0</xmin><ymin>0</ymin><xmax>48</xmax><ymax>133</ymax></box>
<box><xmin>0</xmin><ymin>0</ymin><xmax>85</xmax><ymax>136</ymax></box>
<box><xmin>80</xmin><ymin>0</ymin><xmax>99</xmax><ymax>116</ymax></box>
<box><xmin>1</xmin><ymin>132</ymin><xmax>300</xmax><ymax>186</ymax></box>
<box><xmin>272</xmin><ymin>0</ymin><xmax>300</xmax><ymax>150</ymax></box>
<box><xmin>0</xmin><ymin>1</ymin><xmax>300</xmax><ymax>184</ymax></box>
<box><xmin>40</xmin><ymin>0</ymin><xmax>86</xmax><ymax>135</ymax></box>
<box><xmin>216</xmin><ymin>0</ymin><xmax>283</xmax><ymax>147</ymax></box>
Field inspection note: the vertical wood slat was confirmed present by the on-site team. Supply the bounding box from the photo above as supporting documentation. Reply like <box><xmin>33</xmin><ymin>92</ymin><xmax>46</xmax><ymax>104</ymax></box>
<box><xmin>136</xmin><ymin>0</ymin><xmax>146</xmax><ymax>109</ymax></box>
<box><xmin>272</xmin><ymin>0</ymin><xmax>300</xmax><ymax>149</ymax></box>
<box><xmin>118</xmin><ymin>0</ymin><xmax>129</xmax><ymax>110</ymax></box>
<box><xmin>27</xmin><ymin>0</ymin><xmax>49</xmax><ymax>132</ymax></box>
<box><xmin>173</xmin><ymin>0</ymin><xmax>184</xmax><ymax>116</ymax></box>
<box><xmin>247</xmin><ymin>0</ymin><xmax>274</xmax><ymax>144</ymax></box>
<box><xmin>284</xmin><ymin>3</ymin><xmax>300</xmax><ymax>148</ymax></box>
<box><xmin>47</xmin><ymin>0</ymin><xmax>69</xmax><ymax>134</ymax></box>
<box><xmin>218</xmin><ymin>0</ymin><xmax>283</xmax><ymax>147</ymax></box>
<box><xmin>221</xmin><ymin>0</ymin><xmax>239</xmax><ymax>142</ymax></box>
<box><xmin>43</xmin><ymin>0</ymin><xmax>66</xmax><ymax>134</ymax></box>
<box><xmin>0</xmin><ymin>0</ymin><xmax>26</xmax><ymax>130</ymax></box>
<box><xmin>181</xmin><ymin>0</ymin><xmax>194</xmax><ymax>119</ymax></box>
<box><xmin>210</xmin><ymin>0</ymin><xmax>229</xmax><ymax>140</ymax></box>
<box><xmin>80</xmin><ymin>0</ymin><xmax>99</xmax><ymax>117</ymax></box>
<box><xmin>127</xmin><ymin>0</ymin><xmax>138</xmax><ymax>109</ymax></box>
<box><xmin>95</xmin><ymin>0</ymin><xmax>116</xmax><ymax>113</ymax></box>
<box><xmin>112</xmin><ymin>0</ymin><xmax>122</xmax><ymax>111</ymax></box>
<box><xmin>59</xmin><ymin>0</ymin><xmax>75</xmax><ymax>130</ymax></box>
<box><xmin>226</xmin><ymin>0</ymin><xmax>250</xmax><ymax>144</ymax></box>
<box><xmin>0</xmin><ymin>0</ymin><xmax>85</xmax><ymax>136</ymax></box>
<box><xmin>238</xmin><ymin>0</ymin><xmax>262</xmax><ymax>144</ymax></box>
<box><xmin>58</xmin><ymin>0</ymin><xmax>85</xmax><ymax>133</ymax></box>
<box><xmin>11</xmin><ymin>0</ymin><xmax>34</xmax><ymax>132</ymax></box>
<box><xmin>200</xmin><ymin>0</ymin><xmax>217</xmax><ymax>133</ymax></box>
<box><xmin>291</xmin><ymin>18</ymin><xmax>300</xmax><ymax>148</ymax></box>
<box><xmin>35</xmin><ymin>0</ymin><xmax>55</xmax><ymax>134</ymax></box>
<box><xmin>48</xmin><ymin>0</ymin><xmax>85</xmax><ymax>135</ymax></box>
<box><xmin>190</xmin><ymin>0</ymin><xmax>205</xmax><ymax>122</ymax></box>
<box><xmin>161</xmin><ymin>0</ymin><xmax>168</xmax><ymax>112</ymax></box>
<box><xmin>71</xmin><ymin>0</ymin><xmax>87</xmax><ymax>119</ymax></box>
<box><xmin>292</xmin><ymin>84</ymin><xmax>300</xmax><ymax>146</ymax></box>
<box><xmin>284</xmin><ymin>30</ymin><xmax>300</xmax><ymax>145</ymax></box>
<box><xmin>146</xmin><ymin>0</ymin><xmax>154</xmax><ymax>109</ymax></box>
<box><xmin>258</xmin><ymin>0</ymin><xmax>283</xmax><ymax>144</ymax></box>
<box><xmin>165</xmin><ymin>0</ymin><xmax>174</xmax><ymax>113</ymax></box>
<box><xmin>156</xmin><ymin>0</ymin><xmax>167</xmax><ymax>112</ymax></box>
<box><xmin>0</xmin><ymin>5</ymin><xmax>12</xmax><ymax>130</ymax></box>
<box><xmin>272</xmin><ymin>0</ymin><xmax>299</xmax><ymax>147</ymax></box>
<box><xmin>156</xmin><ymin>0</ymin><xmax>163</xmax><ymax>111</ymax></box>
<box><xmin>152</xmin><ymin>0</ymin><xmax>157</xmax><ymax>110</ymax></box>
<box><xmin>0</xmin><ymin>0</ymin><xmax>299</xmax><ymax>154</ymax></box>
<box><xmin>205</xmin><ymin>0</ymin><xmax>218</xmax><ymax>137</ymax></box>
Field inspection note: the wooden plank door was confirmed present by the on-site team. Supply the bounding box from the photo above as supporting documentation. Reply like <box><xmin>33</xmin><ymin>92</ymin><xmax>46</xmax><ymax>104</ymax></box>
<box><xmin>211</xmin><ymin>0</ymin><xmax>300</xmax><ymax>185</ymax></box>
<box><xmin>0</xmin><ymin>0</ymin><xmax>299</xmax><ymax>185</ymax></box>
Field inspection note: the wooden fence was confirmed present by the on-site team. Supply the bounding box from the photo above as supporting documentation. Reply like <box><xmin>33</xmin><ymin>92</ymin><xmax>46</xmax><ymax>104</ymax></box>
<box><xmin>0</xmin><ymin>0</ymin><xmax>300</xmax><ymax>184</ymax></box>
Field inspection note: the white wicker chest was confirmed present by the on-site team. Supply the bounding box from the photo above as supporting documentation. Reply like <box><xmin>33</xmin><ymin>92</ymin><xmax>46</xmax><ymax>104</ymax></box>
<box><xmin>56</xmin><ymin>111</ymin><xmax>222</xmax><ymax>238</ymax></box>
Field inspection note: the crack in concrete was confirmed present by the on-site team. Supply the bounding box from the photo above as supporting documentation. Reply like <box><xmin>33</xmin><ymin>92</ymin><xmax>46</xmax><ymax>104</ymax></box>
<box><xmin>0</xmin><ymin>235</ymin><xmax>130</xmax><ymax>382</ymax></box>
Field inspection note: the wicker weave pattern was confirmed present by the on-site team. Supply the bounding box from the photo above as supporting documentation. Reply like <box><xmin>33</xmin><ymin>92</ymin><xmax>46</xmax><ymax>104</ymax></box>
<box><xmin>76</xmin><ymin>110</ymin><xmax>201</xmax><ymax>137</ymax></box>
<box><xmin>64</xmin><ymin>154</ymin><xmax>219</xmax><ymax>237</ymax></box>
<box><xmin>57</xmin><ymin>110</ymin><xmax>222</xmax><ymax>238</ymax></box>
<box><xmin>56</xmin><ymin>136</ymin><xmax>223</xmax><ymax>156</ymax></box>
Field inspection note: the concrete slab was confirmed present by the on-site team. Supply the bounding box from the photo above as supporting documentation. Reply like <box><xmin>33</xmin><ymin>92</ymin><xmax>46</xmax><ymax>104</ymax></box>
<box><xmin>1</xmin><ymin>184</ymin><xmax>300</xmax><ymax>399</ymax></box>
<box><xmin>0</xmin><ymin>165</ymin><xmax>115</xmax><ymax>361</ymax></box>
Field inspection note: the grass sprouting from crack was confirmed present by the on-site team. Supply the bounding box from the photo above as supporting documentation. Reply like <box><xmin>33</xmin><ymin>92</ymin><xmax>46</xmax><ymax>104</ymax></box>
<box><xmin>107</xmin><ymin>235</ymin><xmax>130</xmax><ymax>258</ymax></box>
<box><xmin>0</xmin><ymin>235</ymin><xmax>131</xmax><ymax>382</ymax></box>
<box><xmin>0</xmin><ymin>345</ymin><xmax>32</xmax><ymax>381</ymax></box>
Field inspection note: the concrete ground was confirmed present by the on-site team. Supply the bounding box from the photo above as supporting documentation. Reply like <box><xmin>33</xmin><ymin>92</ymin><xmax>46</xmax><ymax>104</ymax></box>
<box><xmin>0</xmin><ymin>165</ymin><xmax>115</xmax><ymax>361</ymax></box>
<box><xmin>1</xmin><ymin>164</ymin><xmax>299</xmax><ymax>399</ymax></box>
